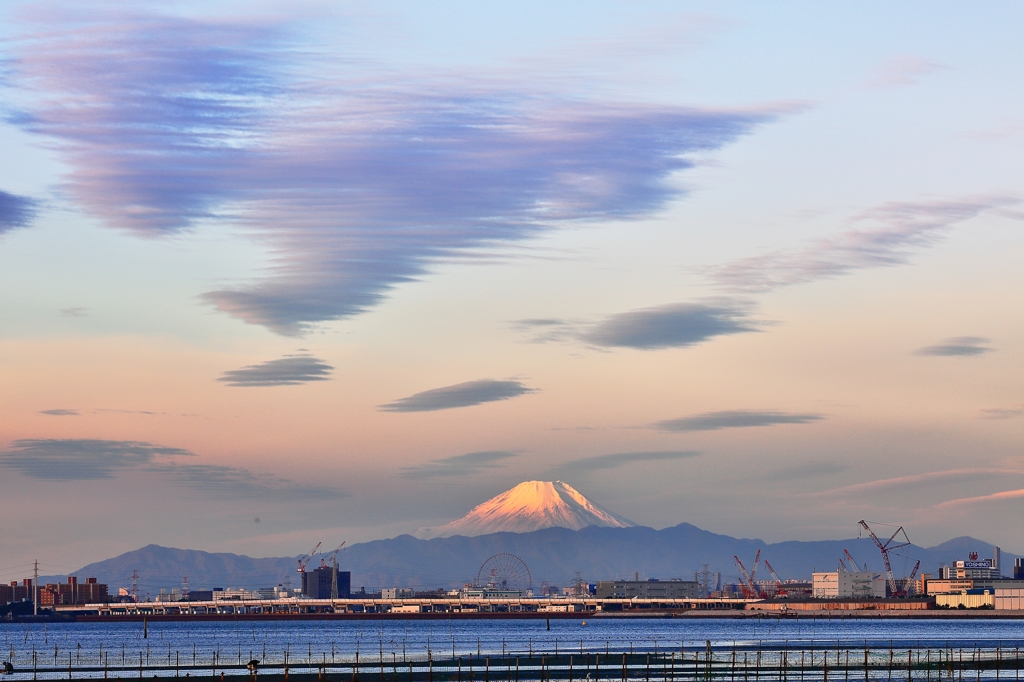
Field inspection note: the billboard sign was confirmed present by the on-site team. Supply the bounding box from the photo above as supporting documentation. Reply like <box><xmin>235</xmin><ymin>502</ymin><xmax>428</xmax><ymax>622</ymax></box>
<box><xmin>963</xmin><ymin>560</ymin><xmax>992</xmax><ymax>569</ymax></box>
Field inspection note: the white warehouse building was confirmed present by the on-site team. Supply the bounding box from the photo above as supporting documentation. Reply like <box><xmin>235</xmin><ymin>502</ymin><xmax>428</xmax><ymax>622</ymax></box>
<box><xmin>812</xmin><ymin>570</ymin><xmax>886</xmax><ymax>599</ymax></box>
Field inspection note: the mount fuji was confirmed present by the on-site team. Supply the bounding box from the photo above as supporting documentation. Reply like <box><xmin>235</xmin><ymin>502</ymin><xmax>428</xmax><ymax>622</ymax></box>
<box><xmin>415</xmin><ymin>480</ymin><xmax>635</xmax><ymax>538</ymax></box>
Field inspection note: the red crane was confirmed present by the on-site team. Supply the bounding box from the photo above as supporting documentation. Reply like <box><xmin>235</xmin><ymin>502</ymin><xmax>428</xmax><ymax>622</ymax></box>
<box><xmin>297</xmin><ymin>541</ymin><xmax>322</xmax><ymax>575</ymax></box>
<box><xmin>320</xmin><ymin>541</ymin><xmax>346</xmax><ymax>569</ymax></box>
<box><xmin>734</xmin><ymin>550</ymin><xmax>762</xmax><ymax>599</ymax></box>
<box><xmin>844</xmin><ymin>549</ymin><xmax>862</xmax><ymax>572</ymax></box>
<box><xmin>858</xmin><ymin>520</ymin><xmax>911</xmax><ymax>596</ymax></box>
<box><xmin>905</xmin><ymin>560</ymin><xmax>921</xmax><ymax>596</ymax></box>
<box><xmin>764</xmin><ymin>560</ymin><xmax>787</xmax><ymax>597</ymax></box>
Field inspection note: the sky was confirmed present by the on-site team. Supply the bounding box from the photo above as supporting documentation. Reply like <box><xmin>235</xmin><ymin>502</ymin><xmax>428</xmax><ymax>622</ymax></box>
<box><xmin>2</xmin><ymin>1</ymin><xmax>1023</xmax><ymax>582</ymax></box>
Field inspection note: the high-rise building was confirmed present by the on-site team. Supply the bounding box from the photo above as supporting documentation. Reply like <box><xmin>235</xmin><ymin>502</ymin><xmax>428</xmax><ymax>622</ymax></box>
<box><xmin>301</xmin><ymin>566</ymin><xmax>351</xmax><ymax>599</ymax></box>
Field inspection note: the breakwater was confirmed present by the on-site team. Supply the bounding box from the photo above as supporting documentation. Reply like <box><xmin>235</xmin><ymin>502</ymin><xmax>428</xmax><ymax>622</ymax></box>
<box><xmin>5</xmin><ymin>618</ymin><xmax>1024</xmax><ymax>681</ymax></box>
<box><xmin>4</xmin><ymin>642</ymin><xmax>1024</xmax><ymax>682</ymax></box>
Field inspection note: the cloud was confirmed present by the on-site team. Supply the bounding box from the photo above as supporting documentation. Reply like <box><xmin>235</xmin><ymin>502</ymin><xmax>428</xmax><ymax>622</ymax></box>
<box><xmin>556</xmin><ymin>450</ymin><xmax>700</xmax><ymax>474</ymax></box>
<box><xmin>710</xmin><ymin>197</ymin><xmax>1018</xmax><ymax>292</ymax></box>
<box><xmin>218</xmin><ymin>354</ymin><xmax>333</xmax><ymax>387</ymax></box>
<box><xmin>978</xmin><ymin>406</ymin><xmax>1024</xmax><ymax>420</ymax></box>
<box><xmin>809</xmin><ymin>467</ymin><xmax>1014</xmax><ymax>498</ymax></box>
<box><xmin>398</xmin><ymin>450</ymin><xmax>519</xmax><ymax>479</ymax></box>
<box><xmin>866</xmin><ymin>55</ymin><xmax>949</xmax><ymax>88</ymax></box>
<box><xmin>914</xmin><ymin>337</ymin><xmax>993</xmax><ymax>357</ymax></box>
<box><xmin>0</xmin><ymin>438</ymin><xmax>342</xmax><ymax>498</ymax></box>
<box><xmin>654</xmin><ymin>410</ymin><xmax>824</xmax><ymax>432</ymax></box>
<box><xmin>516</xmin><ymin>300</ymin><xmax>759</xmax><ymax>349</ymax></box>
<box><xmin>0</xmin><ymin>190</ymin><xmax>37</xmax><ymax>234</ymax></box>
<box><xmin>60</xmin><ymin>307</ymin><xmax>88</xmax><ymax>317</ymax></box>
<box><xmin>39</xmin><ymin>409</ymin><xmax>79</xmax><ymax>416</ymax></box>
<box><xmin>380</xmin><ymin>379</ymin><xmax>536</xmax><ymax>412</ymax></box>
<box><xmin>583</xmin><ymin>301</ymin><xmax>758</xmax><ymax>350</ymax></box>
<box><xmin>935</xmin><ymin>488</ymin><xmax>1024</xmax><ymax>509</ymax></box>
<box><xmin>10</xmin><ymin>10</ymin><xmax>780</xmax><ymax>335</ymax></box>
<box><xmin>0</xmin><ymin>439</ymin><xmax>193</xmax><ymax>480</ymax></box>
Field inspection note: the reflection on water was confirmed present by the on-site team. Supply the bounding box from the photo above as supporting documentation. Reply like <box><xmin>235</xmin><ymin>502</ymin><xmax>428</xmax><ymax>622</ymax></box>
<box><xmin>1</xmin><ymin>617</ymin><xmax>1023</xmax><ymax>679</ymax></box>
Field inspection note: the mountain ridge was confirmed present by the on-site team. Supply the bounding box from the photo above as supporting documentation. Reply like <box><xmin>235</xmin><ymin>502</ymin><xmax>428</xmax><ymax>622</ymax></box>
<box><xmin>44</xmin><ymin>524</ymin><xmax>1017</xmax><ymax>595</ymax></box>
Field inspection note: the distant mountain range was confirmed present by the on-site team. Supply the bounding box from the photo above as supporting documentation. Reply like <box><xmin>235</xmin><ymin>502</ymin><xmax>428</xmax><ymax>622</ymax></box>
<box><xmin>47</xmin><ymin>524</ymin><xmax>1015</xmax><ymax>595</ymax></box>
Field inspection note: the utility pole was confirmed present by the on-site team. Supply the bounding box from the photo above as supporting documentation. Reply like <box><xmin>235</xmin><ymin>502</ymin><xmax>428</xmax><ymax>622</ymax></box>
<box><xmin>33</xmin><ymin>560</ymin><xmax>38</xmax><ymax>616</ymax></box>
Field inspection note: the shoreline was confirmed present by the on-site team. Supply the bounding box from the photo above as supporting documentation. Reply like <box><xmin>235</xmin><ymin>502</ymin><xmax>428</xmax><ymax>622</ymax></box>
<box><xmin>7</xmin><ymin>609</ymin><xmax>1024</xmax><ymax>623</ymax></box>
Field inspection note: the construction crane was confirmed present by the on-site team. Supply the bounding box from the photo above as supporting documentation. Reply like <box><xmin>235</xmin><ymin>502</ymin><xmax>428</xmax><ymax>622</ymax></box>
<box><xmin>320</xmin><ymin>541</ymin><xmax>346</xmax><ymax>569</ymax></box>
<box><xmin>844</xmin><ymin>549</ymin><xmax>862</xmax><ymax>572</ymax></box>
<box><xmin>734</xmin><ymin>550</ymin><xmax>761</xmax><ymax>599</ymax></box>
<box><xmin>858</xmin><ymin>520</ymin><xmax>911</xmax><ymax>597</ymax></box>
<box><xmin>904</xmin><ymin>560</ymin><xmax>921</xmax><ymax>596</ymax></box>
<box><xmin>322</xmin><ymin>541</ymin><xmax>347</xmax><ymax>600</ymax></box>
<box><xmin>763</xmin><ymin>560</ymin><xmax>787</xmax><ymax>597</ymax></box>
<box><xmin>297</xmin><ymin>541</ymin><xmax>322</xmax><ymax>575</ymax></box>
<box><xmin>838</xmin><ymin>558</ymin><xmax>849</xmax><ymax>572</ymax></box>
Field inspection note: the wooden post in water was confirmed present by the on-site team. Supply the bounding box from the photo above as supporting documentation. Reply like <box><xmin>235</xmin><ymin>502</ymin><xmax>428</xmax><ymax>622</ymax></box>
<box><xmin>647</xmin><ymin>654</ymin><xmax>651</xmax><ymax>682</ymax></box>
<box><xmin>622</xmin><ymin>653</ymin><xmax>627</xmax><ymax>682</ymax></box>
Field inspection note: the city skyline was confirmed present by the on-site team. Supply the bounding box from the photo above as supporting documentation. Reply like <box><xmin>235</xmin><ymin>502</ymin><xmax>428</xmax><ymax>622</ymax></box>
<box><xmin>1</xmin><ymin>1</ymin><xmax>1023</xmax><ymax>577</ymax></box>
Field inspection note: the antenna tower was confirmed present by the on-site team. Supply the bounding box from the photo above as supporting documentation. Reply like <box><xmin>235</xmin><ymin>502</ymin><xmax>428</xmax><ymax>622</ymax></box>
<box><xmin>182</xmin><ymin>576</ymin><xmax>189</xmax><ymax>601</ymax></box>
<box><xmin>130</xmin><ymin>570</ymin><xmax>140</xmax><ymax>602</ymax></box>
<box><xmin>695</xmin><ymin>564</ymin><xmax>713</xmax><ymax>598</ymax></box>
<box><xmin>572</xmin><ymin>571</ymin><xmax>585</xmax><ymax>596</ymax></box>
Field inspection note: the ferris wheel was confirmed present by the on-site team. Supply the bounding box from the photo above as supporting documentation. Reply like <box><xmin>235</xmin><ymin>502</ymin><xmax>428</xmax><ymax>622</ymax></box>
<box><xmin>476</xmin><ymin>553</ymin><xmax>532</xmax><ymax>592</ymax></box>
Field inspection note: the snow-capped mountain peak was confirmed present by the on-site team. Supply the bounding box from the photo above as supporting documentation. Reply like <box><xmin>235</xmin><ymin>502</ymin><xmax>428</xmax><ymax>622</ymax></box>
<box><xmin>416</xmin><ymin>480</ymin><xmax>634</xmax><ymax>538</ymax></box>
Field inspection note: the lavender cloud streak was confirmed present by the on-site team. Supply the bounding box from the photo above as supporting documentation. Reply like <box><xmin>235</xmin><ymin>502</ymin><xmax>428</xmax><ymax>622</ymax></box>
<box><xmin>13</xmin><ymin>10</ymin><xmax>780</xmax><ymax>334</ymax></box>
<box><xmin>710</xmin><ymin>197</ymin><xmax>1018</xmax><ymax>292</ymax></box>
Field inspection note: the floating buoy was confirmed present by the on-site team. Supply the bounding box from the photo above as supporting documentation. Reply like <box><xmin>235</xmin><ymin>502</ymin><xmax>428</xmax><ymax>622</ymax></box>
<box><xmin>581</xmin><ymin>621</ymin><xmax>587</xmax><ymax>626</ymax></box>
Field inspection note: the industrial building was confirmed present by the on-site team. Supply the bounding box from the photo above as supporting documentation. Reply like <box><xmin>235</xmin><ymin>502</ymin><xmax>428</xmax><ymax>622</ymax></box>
<box><xmin>937</xmin><ymin>548</ymin><xmax>1003</xmax><ymax>580</ymax></box>
<box><xmin>6</xmin><ymin>577</ymin><xmax>108</xmax><ymax>606</ymax></box>
<box><xmin>301</xmin><ymin>565</ymin><xmax>351</xmax><ymax>599</ymax></box>
<box><xmin>595</xmin><ymin>579</ymin><xmax>699</xmax><ymax>599</ymax></box>
<box><xmin>0</xmin><ymin>580</ymin><xmax>34</xmax><ymax>605</ymax></box>
<box><xmin>382</xmin><ymin>588</ymin><xmax>415</xmax><ymax>599</ymax></box>
<box><xmin>811</xmin><ymin>570</ymin><xmax>886</xmax><ymax>599</ymax></box>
